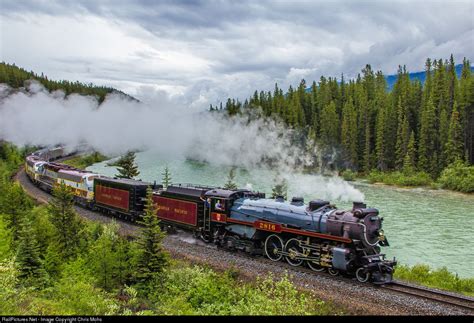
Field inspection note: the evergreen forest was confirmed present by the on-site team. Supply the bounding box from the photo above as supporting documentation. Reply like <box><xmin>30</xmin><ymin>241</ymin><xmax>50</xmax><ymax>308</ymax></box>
<box><xmin>0</xmin><ymin>62</ymin><xmax>135</xmax><ymax>103</ymax></box>
<box><xmin>211</xmin><ymin>56</ymin><xmax>474</xmax><ymax>191</ymax></box>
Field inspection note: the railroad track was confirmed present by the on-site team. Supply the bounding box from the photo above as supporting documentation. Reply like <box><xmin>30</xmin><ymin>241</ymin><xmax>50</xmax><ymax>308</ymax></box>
<box><xmin>382</xmin><ymin>280</ymin><xmax>474</xmax><ymax>312</ymax></box>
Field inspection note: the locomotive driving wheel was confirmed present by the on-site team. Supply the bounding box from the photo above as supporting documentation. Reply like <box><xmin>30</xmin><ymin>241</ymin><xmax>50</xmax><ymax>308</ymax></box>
<box><xmin>284</xmin><ymin>238</ymin><xmax>304</xmax><ymax>267</ymax></box>
<box><xmin>264</xmin><ymin>234</ymin><xmax>284</xmax><ymax>261</ymax></box>
<box><xmin>307</xmin><ymin>261</ymin><xmax>325</xmax><ymax>272</ymax></box>
<box><xmin>355</xmin><ymin>267</ymin><xmax>371</xmax><ymax>283</ymax></box>
<box><xmin>328</xmin><ymin>268</ymin><xmax>339</xmax><ymax>276</ymax></box>
<box><xmin>200</xmin><ymin>231</ymin><xmax>213</xmax><ymax>243</ymax></box>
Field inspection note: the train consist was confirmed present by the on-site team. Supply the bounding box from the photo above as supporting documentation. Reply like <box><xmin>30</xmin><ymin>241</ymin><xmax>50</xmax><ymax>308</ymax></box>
<box><xmin>25</xmin><ymin>146</ymin><xmax>397</xmax><ymax>284</ymax></box>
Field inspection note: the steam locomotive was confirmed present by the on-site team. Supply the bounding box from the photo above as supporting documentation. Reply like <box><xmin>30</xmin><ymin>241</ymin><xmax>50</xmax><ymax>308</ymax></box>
<box><xmin>25</xmin><ymin>147</ymin><xmax>396</xmax><ymax>284</ymax></box>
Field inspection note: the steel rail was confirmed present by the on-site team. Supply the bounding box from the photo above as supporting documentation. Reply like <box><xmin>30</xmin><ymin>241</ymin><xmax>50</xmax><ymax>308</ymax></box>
<box><xmin>381</xmin><ymin>280</ymin><xmax>474</xmax><ymax>312</ymax></box>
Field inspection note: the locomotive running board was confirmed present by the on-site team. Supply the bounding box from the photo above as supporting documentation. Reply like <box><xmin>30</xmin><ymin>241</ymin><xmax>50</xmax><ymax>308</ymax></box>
<box><xmin>226</xmin><ymin>218</ymin><xmax>352</xmax><ymax>244</ymax></box>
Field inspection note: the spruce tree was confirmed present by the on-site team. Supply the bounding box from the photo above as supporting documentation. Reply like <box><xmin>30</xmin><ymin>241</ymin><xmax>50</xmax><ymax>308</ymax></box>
<box><xmin>439</xmin><ymin>107</ymin><xmax>450</xmax><ymax>168</ymax></box>
<box><xmin>446</xmin><ymin>102</ymin><xmax>464</xmax><ymax>164</ymax></box>
<box><xmin>0</xmin><ymin>183</ymin><xmax>33</xmax><ymax>243</ymax></box>
<box><xmin>116</xmin><ymin>151</ymin><xmax>140</xmax><ymax>179</ymax></box>
<box><xmin>319</xmin><ymin>101</ymin><xmax>340</xmax><ymax>147</ymax></box>
<box><xmin>161</xmin><ymin>166</ymin><xmax>172</xmax><ymax>189</ymax></box>
<box><xmin>375</xmin><ymin>102</ymin><xmax>387</xmax><ymax>171</ymax></box>
<box><xmin>91</xmin><ymin>222</ymin><xmax>120</xmax><ymax>291</ymax></box>
<box><xmin>15</xmin><ymin>215</ymin><xmax>47</xmax><ymax>286</ymax></box>
<box><xmin>395</xmin><ymin>115</ymin><xmax>410</xmax><ymax>169</ymax></box>
<box><xmin>135</xmin><ymin>188</ymin><xmax>168</xmax><ymax>287</ymax></box>
<box><xmin>363</xmin><ymin>112</ymin><xmax>373</xmax><ymax>173</ymax></box>
<box><xmin>340</xmin><ymin>100</ymin><xmax>352</xmax><ymax>168</ymax></box>
<box><xmin>418</xmin><ymin>98</ymin><xmax>437</xmax><ymax>175</ymax></box>
<box><xmin>403</xmin><ymin>132</ymin><xmax>416</xmax><ymax>174</ymax></box>
<box><xmin>271</xmin><ymin>178</ymin><xmax>288</xmax><ymax>200</ymax></box>
<box><xmin>459</xmin><ymin>58</ymin><xmax>473</xmax><ymax>164</ymax></box>
<box><xmin>48</xmin><ymin>181</ymin><xmax>84</xmax><ymax>259</ymax></box>
<box><xmin>223</xmin><ymin>168</ymin><xmax>238</xmax><ymax>190</ymax></box>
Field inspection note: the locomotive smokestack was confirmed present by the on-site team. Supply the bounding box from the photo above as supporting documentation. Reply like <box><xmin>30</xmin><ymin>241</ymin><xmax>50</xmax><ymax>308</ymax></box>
<box><xmin>352</xmin><ymin>201</ymin><xmax>366</xmax><ymax>211</ymax></box>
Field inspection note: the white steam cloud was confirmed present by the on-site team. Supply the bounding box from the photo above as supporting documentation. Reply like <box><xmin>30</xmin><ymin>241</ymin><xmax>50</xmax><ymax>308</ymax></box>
<box><xmin>0</xmin><ymin>81</ymin><xmax>364</xmax><ymax>202</ymax></box>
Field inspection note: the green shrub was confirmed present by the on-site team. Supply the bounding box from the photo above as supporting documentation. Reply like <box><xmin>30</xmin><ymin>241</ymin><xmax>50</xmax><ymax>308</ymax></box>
<box><xmin>438</xmin><ymin>160</ymin><xmax>474</xmax><ymax>193</ymax></box>
<box><xmin>340</xmin><ymin>169</ymin><xmax>357</xmax><ymax>181</ymax></box>
<box><xmin>367</xmin><ymin>170</ymin><xmax>433</xmax><ymax>187</ymax></box>
<box><xmin>152</xmin><ymin>265</ymin><xmax>339</xmax><ymax>315</ymax></box>
<box><xmin>394</xmin><ymin>264</ymin><xmax>474</xmax><ymax>296</ymax></box>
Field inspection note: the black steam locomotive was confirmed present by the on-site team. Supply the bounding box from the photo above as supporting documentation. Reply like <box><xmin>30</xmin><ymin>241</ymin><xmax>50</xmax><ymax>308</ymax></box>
<box><xmin>25</xmin><ymin>147</ymin><xmax>397</xmax><ymax>284</ymax></box>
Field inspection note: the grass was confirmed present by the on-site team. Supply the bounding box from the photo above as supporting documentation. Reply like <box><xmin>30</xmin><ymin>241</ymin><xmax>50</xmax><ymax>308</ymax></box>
<box><xmin>150</xmin><ymin>261</ymin><xmax>342</xmax><ymax>315</ymax></box>
<box><xmin>62</xmin><ymin>152</ymin><xmax>108</xmax><ymax>170</ymax></box>
<box><xmin>394</xmin><ymin>264</ymin><xmax>474</xmax><ymax>297</ymax></box>
<box><xmin>366</xmin><ymin>170</ymin><xmax>433</xmax><ymax>187</ymax></box>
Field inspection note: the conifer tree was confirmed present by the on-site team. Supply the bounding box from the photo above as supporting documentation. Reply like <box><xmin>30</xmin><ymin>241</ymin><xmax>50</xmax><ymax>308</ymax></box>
<box><xmin>459</xmin><ymin>58</ymin><xmax>473</xmax><ymax>164</ymax></box>
<box><xmin>15</xmin><ymin>216</ymin><xmax>47</xmax><ymax>286</ymax></box>
<box><xmin>446</xmin><ymin>102</ymin><xmax>464</xmax><ymax>164</ymax></box>
<box><xmin>135</xmin><ymin>188</ymin><xmax>168</xmax><ymax>286</ymax></box>
<box><xmin>403</xmin><ymin>131</ymin><xmax>416</xmax><ymax>174</ymax></box>
<box><xmin>48</xmin><ymin>181</ymin><xmax>84</xmax><ymax>259</ymax></box>
<box><xmin>271</xmin><ymin>178</ymin><xmax>288</xmax><ymax>200</ymax></box>
<box><xmin>395</xmin><ymin>112</ymin><xmax>410</xmax><ymax>169</ymax></box>
<box><xmin>418</xmin><ymin>98</ymin><xmax>437</xmax><ymax>174</ymax></box>
<box><xmin>341</xmin><ymin>100</ymin><xmax>356</xmax><ymax>169</ymax></box>
<box><xmin>0</xmin><ymin>183</ymin><xmax>33</xmax><ymax>243</ymax></box>
<box><xmin>90</xmin><ymin>222</ymin><xmax>120</xmax><ymax>291</ymax></box>
<box><xmin>223</xmin><ymin>168</ymin><xmax>238</xmax><ymax>190</ymax></box>
<box><xmin>439</xmin><ymin>107</ymin><xmax>450</xmax><ymax>168</ymax></box>
<box><xmin>161</xmin><ymin>166</ymin><xmax>172</xmax><ymax>189</ymax></box>
<box><xmin>319</xmin><ymin>101</ymin><xmax>340</xmax><ymax>147</ymax></box>
<box><xmin>116</xmin><ymin>151</ymin><xmax>140</xmax><ymax>179</ymax></box>
<box><xmin>446</xmin><ymin>54</ymin><xmax>458</xmax><ymax>114</ymax></box>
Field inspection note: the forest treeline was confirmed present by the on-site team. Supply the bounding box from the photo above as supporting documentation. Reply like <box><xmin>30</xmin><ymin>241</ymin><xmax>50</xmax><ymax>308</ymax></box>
<box><xmin>0</xmin><ymin>62</ymin><xmax>135</xmax><ymax>103</ymax></box>
<box><xmin>211</xmin><ymin>56</ymin><xmax>474</xmax><ymax>185</ymax></box>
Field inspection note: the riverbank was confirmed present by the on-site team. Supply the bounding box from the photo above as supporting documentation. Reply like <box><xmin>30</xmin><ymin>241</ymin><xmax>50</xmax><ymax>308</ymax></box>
<box><xmin>61</xmin><ymin>152</ymin><xmax>109</xmax><ymax>169</ymax></box>
<box><xmin>340</xmin><ymin>164</ymin><xmax>474</xmax><ymax>194</ymax></box>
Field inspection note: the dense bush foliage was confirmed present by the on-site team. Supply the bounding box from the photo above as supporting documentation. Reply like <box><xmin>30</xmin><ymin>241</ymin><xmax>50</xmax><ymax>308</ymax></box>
<box><xmin>152</xmin><ymin>265</ymin><xmax>338</xmax><ymax>315</ymax></box>
<box><xmin>367</xmin><ymin>170</ymin><xmax>433</xmax><ymax>187</ymax></box>
<box><xmin>394</xmin><ymin>264</ymin><xmax>474</xmax><ymax>296</ymax></box>
<box><xmin>438</xmin><ymin>160</ymin><xmax>474</xmax><ymax>193</ymax></box>
<box><xmin>340</xmin><ymin>169</ymin><xmax>357</xmax><ymax>181</ymax></box>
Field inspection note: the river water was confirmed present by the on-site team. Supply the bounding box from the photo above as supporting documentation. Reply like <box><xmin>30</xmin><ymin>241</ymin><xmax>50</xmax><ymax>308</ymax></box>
<box><xmin>87</xmin><ymin>150</ymin><xmax>474</xmax><ymax>278</ymax></box>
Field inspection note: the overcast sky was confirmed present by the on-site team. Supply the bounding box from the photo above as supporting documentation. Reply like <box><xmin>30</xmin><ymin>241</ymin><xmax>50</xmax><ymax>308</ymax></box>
<box><xmin>1</xmin><ymin>0</ymin><xmax>473</xmax><ymax>108</ymax></box>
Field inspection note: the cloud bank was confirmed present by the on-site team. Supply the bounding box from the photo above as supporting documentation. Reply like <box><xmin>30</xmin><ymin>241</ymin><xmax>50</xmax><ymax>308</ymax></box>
<box><xmin>1</xmin><ymin>0</ymin><xmax>472</xmax><ymax>109</ymax></box>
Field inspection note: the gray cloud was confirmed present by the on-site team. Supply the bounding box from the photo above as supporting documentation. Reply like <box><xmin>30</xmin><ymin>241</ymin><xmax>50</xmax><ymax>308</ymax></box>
<box><xmin>1</xmin><ymin>0</ymin><xmax>473</xmax><ymax>107</ymax></box>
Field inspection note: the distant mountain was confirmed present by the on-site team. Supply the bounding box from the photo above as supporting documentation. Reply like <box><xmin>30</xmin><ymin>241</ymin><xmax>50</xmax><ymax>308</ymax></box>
<box><xmin>304</xmin><ymin>64</ymin><xmax>474</xmax><ymax>93</ymax></box>
<box><xmin>385</xmin><ymin>64</ymin><xmax>474</xmax><ymax>90</ymax></box>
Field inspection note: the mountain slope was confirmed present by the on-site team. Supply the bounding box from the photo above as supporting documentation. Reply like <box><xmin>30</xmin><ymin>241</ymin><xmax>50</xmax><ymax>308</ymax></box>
<box><xmin>385</xmin><ymin>64</ymin><xmax>474</xmax><ymax>90</ymax></box>
<box><xmin>0</xmin><ymin>62</ymin><xmax>138</xmax><ymax>103</ymax></box>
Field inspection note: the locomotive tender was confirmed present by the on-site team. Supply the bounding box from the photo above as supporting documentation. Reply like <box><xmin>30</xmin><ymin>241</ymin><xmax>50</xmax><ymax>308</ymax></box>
<box><xmin>25</xmin><ymin>147</ymin><xmax>396</xmax><ymax>284</ymax></box>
